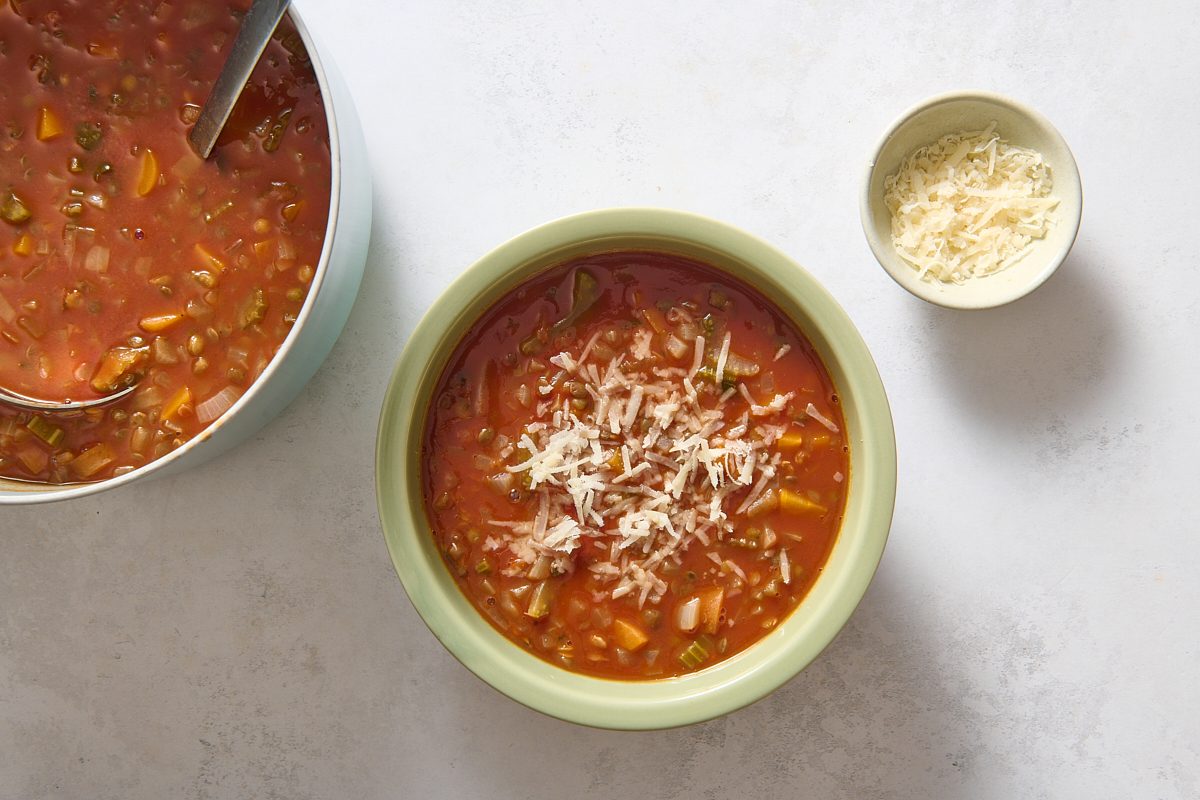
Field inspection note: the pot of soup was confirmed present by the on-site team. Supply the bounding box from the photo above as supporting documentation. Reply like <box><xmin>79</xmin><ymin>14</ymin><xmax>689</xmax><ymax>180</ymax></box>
<box><xmin>0</xmin><ymin>0</ymin><xmax>371</xmax><ymax>504</ymax></box>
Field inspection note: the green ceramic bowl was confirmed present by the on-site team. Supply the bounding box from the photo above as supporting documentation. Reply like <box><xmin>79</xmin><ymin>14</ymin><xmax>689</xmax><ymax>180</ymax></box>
<box><xmin>376</xmin><ymin>208</ymin><xmax>896</xmax><ymax>729</ymax></box>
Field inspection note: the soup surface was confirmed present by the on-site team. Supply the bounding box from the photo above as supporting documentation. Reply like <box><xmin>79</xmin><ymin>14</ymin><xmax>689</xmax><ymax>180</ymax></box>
<box><xmin>0</xmin><ymin>0</ymin><xmax>330</xmax><ymax>483</ymax></box>
<box><xmin>423</xmin><ymin>252</ymin><xmax>849</xmax><ymax>679</ymax></box>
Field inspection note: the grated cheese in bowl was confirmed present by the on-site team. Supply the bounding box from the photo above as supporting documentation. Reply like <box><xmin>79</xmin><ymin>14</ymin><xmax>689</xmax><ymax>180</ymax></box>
<box><xmin>882</xmin><ymin>123</ymin><xmax>1059</xmax><ymax>284</ymax></box>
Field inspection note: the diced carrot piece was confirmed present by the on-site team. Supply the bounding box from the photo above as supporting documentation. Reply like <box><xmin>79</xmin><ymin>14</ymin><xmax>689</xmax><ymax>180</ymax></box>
<box><xmin>640</xmin><ymin>307</ymin><xmax>668</xmax><ymax>334</ymax></box>
<box><xmin>138</xmin><ymin>313</ymin><xmax>182</xmax><ymax>333</ymax></box>
<box><xmin>36</xmin><ymin>106</ymin><xmax>64</xmax><ymax>141</ymax></box>
<box><xmin>71</xmin><ymin>443</ymin><xmax>115</xmax><ymax>478</ymax></box>
<box><xmin>136</xmin><ymin>148</ymin><xmax>160</xmax><ymax>197</ymax></box>
<box><xmin>777</xmin><ymin>431</ymin><xmax>805</xmax><ymax>450</ymax></box>
<box><xmin>252</xmin><ymin>239</ymin><xmax>274</xmax><ymax>258</ymax></box>
<box><xmin>780</xmin><ymin>489</ymin><xmax>827</xmax><ymax>516</ymax></box>
<box><xmin>612</xmin><ymin>619</ymin><xmax>649</xmax><ymax>652</ymax></box>
<box><xmin>86</xmin><ymin>42</ymin><xmax>120</xmax><ymax>59</ymax></box>
<box><xmin>696</xmin><ymin>586</ymin><xmax>726</xmax><ymax>635</ymax></box>
<box><xmin>161</xmin><ymin>386</ymin><xmax>192</xmax><ymax>420</ymax></box>
<box><xmin>194</xmin><ymin>243</ymin><xmax>226</xmax><ymax>271</ymax></box>
<box><xmin>13</xmin><ymin>233</ymin><xmax>34</xmax><ymax>256</ymax></box>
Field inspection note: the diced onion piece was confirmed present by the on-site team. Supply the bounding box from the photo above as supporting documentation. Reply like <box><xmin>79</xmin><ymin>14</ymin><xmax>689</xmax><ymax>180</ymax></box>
<box><xmin>276</xmin><ymin>236</ymin><xmax>297</xmax><ymax>265</ymax></box>
<box><xmin>83</xmin><ymin>244</ymin><xmax>110</xmax><ymax>272</ymax></box>
<box><xmin>675</xmin><ymin>596</ymin><xmax>700</xmax><ymax>633</ymax></box>
<box><xmin>697</xmin><ymin>586</ymin><xmax>725</xmax><ymax>635</ymax></box>
<box><xmin>196</xmin><ymin>386</ymin><xmax>240</xmax><ymax>423</ymax></box>
<box><xmin>0</xmin><ymin>290</ymin><xmax>15</xmax><ymax>324</ymax></box>
<box><xmin>61</xmin><ymin>224</ymin><xmax>77</xmax><ymax>266</ymax></box>
<box><xmin>71</xmin><ymin>443</ymin><xmax>116</xmax><ymax>478</ymax></box>
<box><xmin>664</xmin><ymin>334</ymin><xmax>689</xmax><ymax>361</ymax></box>
<box><xmin>131</xmin><ymin>385</ymin><xmax>163</xmax><ymax>411</ymax></box>
<box><xmin>761</xmin><ymin>526</ymin><xmax>778</xmax><ymax>549</ymax></box>
<box><xmin>525</xmin><ymin>581</ymin><xmax>552</xmax><ymax>619</ymax></box>
<box><xmin>745</xmin><ymin>487</ymin><xmax>780</xmax><ymax>518</ymax></box>
<box><xmin>527</xmin><ymin>555</ymin><xmax>552</xmax><ymax>580</ymax></box>
<box><xmin>15</xmin><ymin>444</ymin><xmax>49</xmax><ymax>474</ymax></box>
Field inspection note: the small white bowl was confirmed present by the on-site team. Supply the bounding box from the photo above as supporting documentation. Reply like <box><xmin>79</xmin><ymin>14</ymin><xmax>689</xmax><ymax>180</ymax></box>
<box><xmin>860</xmin><ymin>90</ymin><xmax>1082</xmax><ymax>309</ymax></box>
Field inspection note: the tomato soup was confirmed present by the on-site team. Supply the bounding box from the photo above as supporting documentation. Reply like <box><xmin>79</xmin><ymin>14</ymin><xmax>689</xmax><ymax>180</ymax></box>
<box><xmin>0</xmin><ymin>0</ymin><xmax>330</xmax><ymax>483</ymax></box>
<box><xmin>423</xmin><ymin>252</ymin><xmax>849</xmax><ymax>679</ymax></box>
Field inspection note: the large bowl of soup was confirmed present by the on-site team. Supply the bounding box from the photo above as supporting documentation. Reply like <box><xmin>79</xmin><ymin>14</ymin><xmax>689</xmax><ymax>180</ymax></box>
<box><xmin>376</xmin><ymin>208</ymin><xmax>896</xmax><ymax>729</ymax></box>
<box><xmin>0</xmin><ymin>1</ymin><xmax>371</xmax><ymax>503</ymax></box>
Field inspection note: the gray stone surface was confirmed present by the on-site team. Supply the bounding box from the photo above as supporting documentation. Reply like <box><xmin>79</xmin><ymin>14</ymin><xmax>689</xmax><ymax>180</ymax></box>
<box><xmin>2</xmin><ymin>0</ymin><xmax>1198</xmax><ymax>797</ymax></box>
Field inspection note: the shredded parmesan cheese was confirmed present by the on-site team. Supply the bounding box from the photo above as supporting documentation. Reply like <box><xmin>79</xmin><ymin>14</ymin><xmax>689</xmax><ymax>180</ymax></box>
<box><xmin>490</xmin><ymin>330</ymin><xmax>802</xmax><ymax>607</ymax></box>
<box><xmin>805</xmin><ymin>402</ymin><xmax>839</xmax><ymax>433</ymax></box>
<box><xmin>883</xmin><ymin>123</ymin><xmax>1058</xmax><ymax>284</ymax></box>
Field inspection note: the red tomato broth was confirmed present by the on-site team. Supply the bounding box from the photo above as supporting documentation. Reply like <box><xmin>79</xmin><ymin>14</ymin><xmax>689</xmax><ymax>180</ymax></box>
<box><xmin>423</xmin><ymin>252</ymin><xmax>849</xmax><ymax>679</ymax></box>
<box><xmin>0</xmin><ymin>0</ymin><xmax>330</xmax><ymax>482</ymax></box>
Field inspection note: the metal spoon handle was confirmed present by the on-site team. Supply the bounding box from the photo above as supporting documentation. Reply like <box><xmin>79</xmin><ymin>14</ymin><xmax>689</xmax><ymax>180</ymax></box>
<box><xmin>188</xmin><ymin>0</ymin><xmax>291</xmax><ymax>158</ymax></box>
<box><xmin>0</xmin><ymin>384</ymin><xmax>136</xmax><ymax>413</ymax></box>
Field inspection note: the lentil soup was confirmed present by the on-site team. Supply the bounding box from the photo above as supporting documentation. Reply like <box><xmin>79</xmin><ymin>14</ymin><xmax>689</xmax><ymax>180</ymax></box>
<box><xmin>423</xmin><ymin>252</ymin><xmax>849</xmax><ymax>680</ymax></box>
<box><xmin>0</xmin><ymin>0</ymin><xmax>330</xmax><ymax>483</ymax></box>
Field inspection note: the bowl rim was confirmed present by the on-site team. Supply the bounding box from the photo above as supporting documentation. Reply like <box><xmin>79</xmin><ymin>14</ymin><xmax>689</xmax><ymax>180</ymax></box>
<box><xmin>859</xmin><ymin>89</ymin><xmax>1083</xmax><ymax>310</ymax></box>
<box><xmin>375</xmin><ymin>207</ymin><xmax>897</xmax><ymax>729</ymax></box>
<box><xmin>0</xmin><ymin>8</ymin><xmax>344</xmax><ymax>505</ymax></box>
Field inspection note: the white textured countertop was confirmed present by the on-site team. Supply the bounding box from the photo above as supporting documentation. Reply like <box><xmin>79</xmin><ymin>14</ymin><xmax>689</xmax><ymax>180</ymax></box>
<box><xmin>3</xmin><ymin>1</ymin><xmax>1198</xmax><ymax>797</ymax></box>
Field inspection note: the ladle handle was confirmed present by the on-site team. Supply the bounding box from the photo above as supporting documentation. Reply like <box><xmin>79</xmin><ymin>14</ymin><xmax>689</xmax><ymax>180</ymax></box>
<box><xmin>188</xmin><ymin>0</ymin><xmax>291</xmax><ymax>158</ymax></box>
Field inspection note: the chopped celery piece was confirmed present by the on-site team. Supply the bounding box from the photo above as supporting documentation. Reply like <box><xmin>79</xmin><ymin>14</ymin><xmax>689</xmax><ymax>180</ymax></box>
<box><xmin>519</xmin><ymin>330</ymin><xmax>545</xmax><ymax>356</ymax></box>
<box><xmin>679</xmin><ymin>636</ymin><xmax>713</xmax><ymax>670</ymax></box>
<box><xmin>75</xmin><ymin>121</ymin><xmax>103</xmax><ymax>151</ymax></box>
<box><xmin>474</xmin><ymin>558</ymin><xmax>491</xmax><ymax>575</ymax></box>
<box><xmin>239</xmin><ymin>288</ymin><xmax>268</xmax><ymax>328</ymax></box>
<box><xmin>1</xmin><ymin>191</ymin><xmax>31</xmax><ymax>225</ymax></box>
<box><xmin>552</xmin><ymin>269</ymin><xmax>599</xmax><ymax>332</ymax></box>
<box><xmin>26</xmin><ymin>416</ymin><xmax>64</xmax><ymax>448</ymax></box>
